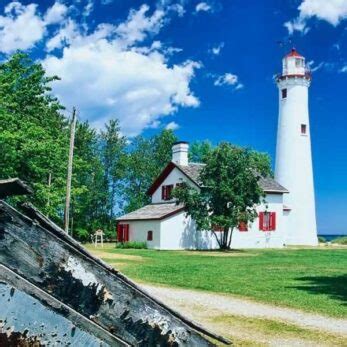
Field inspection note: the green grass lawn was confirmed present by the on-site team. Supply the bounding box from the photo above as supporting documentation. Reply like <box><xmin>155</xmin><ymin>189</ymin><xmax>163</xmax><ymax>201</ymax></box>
<box><xmin>85</xmin><ymin>244</ymin><xmax>347</xmax><ymax>318</ymax></box>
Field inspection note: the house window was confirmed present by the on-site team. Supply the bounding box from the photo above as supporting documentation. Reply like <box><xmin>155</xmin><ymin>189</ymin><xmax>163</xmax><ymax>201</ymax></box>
<box><xmin>259</xmin><ymin>212</ymin><xmax>276</xmax><ymax>231</ymax></box>
<box><xmin>162</xmin><ymin>185</ymin><xmax>174</xmax><ymax>200</ymax></box>
<box><xmin>238</xmin><ymin>221</ymin><xmax>248</xmax><ymax>232</ymax></box>
<box><xmin>281</xmin><ymin>88</ymin><xmax>287</xmax><ymax>99</ymax></box>
<box><xmin>147</xmin><ymin>230</ymin><xmax>153</xmax><ymax>241</ymax></box>
<box><xmin>301</xmin><ymin>124</ymin><xmax>307</xmax><ymax>134</ymax></box>
<box><xmin>117</xmin><ymin>224</ymin><xmax>129</xmax><ymax>242</ymax></box>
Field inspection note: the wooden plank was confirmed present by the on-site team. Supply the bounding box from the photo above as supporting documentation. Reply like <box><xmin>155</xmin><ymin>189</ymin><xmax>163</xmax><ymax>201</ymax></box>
<box><xmin>0</xmin><ymin>201</ymin><xmax>231</xmax><ymax>346</ymax></box>
<box><xmin>0</xmin><ymin>265</ymin><xmax>127</xmax><ymax>346</ymax></box>
<box><xmin>0</xmin><ymin>178</ymin><xmax>32</xmax><ymax>198</ymax></box>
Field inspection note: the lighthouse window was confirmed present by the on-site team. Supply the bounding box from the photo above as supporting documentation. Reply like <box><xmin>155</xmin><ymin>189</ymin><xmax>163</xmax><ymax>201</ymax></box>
<box><xmin>295</xmin><ymin>58</ymin><xmax>303</xmax><ymax>67</ymax></box>
<box><xmin>281</xmin><ymin>89</ymin><xmax>287</xmax><ymax>99</ymax></box>
<box><xmin>301</xmin><ymin>124</ymin><xmax>307</xmax><ymax>134</ymax></box>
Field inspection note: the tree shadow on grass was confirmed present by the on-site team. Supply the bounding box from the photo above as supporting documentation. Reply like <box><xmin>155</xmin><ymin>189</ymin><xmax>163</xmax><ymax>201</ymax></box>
<box><xmin>293</xmin><ymin>274</ymin><xmax>347</xmax><ymax>305</ymax></box>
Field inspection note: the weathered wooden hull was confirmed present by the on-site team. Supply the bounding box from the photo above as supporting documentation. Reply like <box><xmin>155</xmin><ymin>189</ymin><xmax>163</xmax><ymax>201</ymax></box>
<box><xmin>0</xmin><ymin>265</ymin><xmax>125</xmax><ymax>346</ymax></box>
<box><xmin>0</xmin><ymin>200</ymin><xmax>229</xmax><ymax>346</ymax></box>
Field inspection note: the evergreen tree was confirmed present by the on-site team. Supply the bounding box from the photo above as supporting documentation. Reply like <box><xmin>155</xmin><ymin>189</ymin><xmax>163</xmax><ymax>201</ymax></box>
<box><xmin>101</xmin><ymin>119</ymin><xmax>127</xmax><ymax>219</ymax></box>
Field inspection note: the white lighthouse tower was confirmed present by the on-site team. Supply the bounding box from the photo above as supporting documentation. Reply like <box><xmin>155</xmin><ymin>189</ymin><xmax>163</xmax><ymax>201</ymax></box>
<box><xmin>275</xmin><ymin>48</ymin><xmax>318</xmax><ymax>245</ymax></box>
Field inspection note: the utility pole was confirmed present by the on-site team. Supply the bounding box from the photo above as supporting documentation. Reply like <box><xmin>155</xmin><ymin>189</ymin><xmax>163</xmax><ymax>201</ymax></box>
<box><xmin>64</xmin><ymin>108</ymin><xmax>77</xmax><ymax>234</ymax></box>
<box><xmin>47</xmin><ymin>171</ymin><xmax>52</xmax><ymax>217</ymax></box>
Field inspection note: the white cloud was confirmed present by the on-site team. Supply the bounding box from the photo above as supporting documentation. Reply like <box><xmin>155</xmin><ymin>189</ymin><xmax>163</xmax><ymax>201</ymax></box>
<box><xmin>165</xmin><ymin>121</ymin><xmax>180</xmax><ymax>130</ymax></box>
<box><xmin>209</xmin><ymin>42</ymin><xmax>224</xmax><ymax>55</ymax></box>
<box><xmin>0</xmin><ymin>1</ymin><xmax>68</xmax><ymax>54</ymax></box>
<box><xmin>115</xmin><ymin>4</ymin><xmax>166</xmax><ymax>47</ymax></box>
<box><xmin>42</xmin><ymin>5</ymin><xmax>200</xmax><ymax>136</ymax></box>
<box><xmin>340</xmin><ymin>65</ymin><xmax>347</xmax><ymax>73</ymax></box>
<box><xmin>45</xmin><ymin>19</ymin><xmax>79</xmax><ymax>52</ymax></box>
<box><xmin>195</xmin><ymin>2</ymin><xmax>212</xmax><ymax>13</ymax></box>
<box><xmin>83</xmin><ymin>0</ymin><xmax>94</xmax><ymax>18</ymax></box>
<box><xmin>285</xmin><ymin>0</ymin><xmax>347</xmax><ymax>35</ymax></box>
<box><xmin>284</xmin><ymin>17</ymin><xmax>309</xmax><ymax>35</ymax></box>
<box><xmin>44</xmin><ymin>2</ymin><xmax>68</xmax><ymax>25</ymax></box>
<box><xmin>299</xmin><ymin>0</ymin><xmax>347</xmax><ymax>26</ymax></box>
<box><xmin>214</xmin><ymin>73</ymin><xmax>243</xmax><ymax>90</ymax></box>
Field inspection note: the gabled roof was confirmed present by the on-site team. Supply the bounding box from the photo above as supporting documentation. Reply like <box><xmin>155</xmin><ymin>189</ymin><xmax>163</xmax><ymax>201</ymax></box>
<box><xmin>147</xmin><ymin>162</ymin><xmax>204</xmax><ymax>195</ymax></box>
<box><xmin>117</xmin><ymin>202</ymin><xmax>184</xmax><ymax>221</ymax></box>
<box><xmin>147</xmin><ymin>162</ymin><xmax>288</xmax><ymax>195</ymax></box>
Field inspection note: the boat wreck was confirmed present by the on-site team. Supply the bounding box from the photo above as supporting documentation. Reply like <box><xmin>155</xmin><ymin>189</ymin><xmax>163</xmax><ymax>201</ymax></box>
<box><xmin>0</xmin><ymin>178</ymin><xmax>230</xmax><ymax>346</ymax></box>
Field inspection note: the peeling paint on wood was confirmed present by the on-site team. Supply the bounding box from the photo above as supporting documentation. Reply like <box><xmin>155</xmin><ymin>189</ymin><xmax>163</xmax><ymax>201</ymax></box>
<box><xmin>0</xmin><ymin>200</ymin><xmax>230</xmax><ymax>345</ymax></box>
<box><xmin>0</xmin><ymin>265</ymin><xmax>126</xmax><ymax>346</ymax></box>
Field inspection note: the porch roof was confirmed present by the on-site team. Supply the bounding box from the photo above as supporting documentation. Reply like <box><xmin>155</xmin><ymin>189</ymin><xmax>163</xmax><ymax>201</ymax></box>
<box><xmin>117</xmin><ymin>202</ymin><xmax>184</xmax><ymax>221</ymax></box>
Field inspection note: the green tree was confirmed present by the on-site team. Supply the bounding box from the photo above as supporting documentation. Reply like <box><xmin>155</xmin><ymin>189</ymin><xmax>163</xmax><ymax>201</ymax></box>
<box><xmin>0</xmin><ymin>53</ymin><xmax>69</xmax><ymax>221</ymax></box>
<box><xmin>173</xmin><ymin>143</ymin><xmax>270</xmax><ymax>249</ymax></box>
<box><xmin>71</xmin><ymin>121</ymin><xmax>109</xmax><ymax>237</ymax></box>
<box><xmin>124</xmin><ymin>129</ymin><xmax>177</xmax><ymax>212</ymax></box>
<box><xmin>101</xmin><ymin>119</ymin><xmax>127</xmax><ymax>219</ymax></box>
<box><xmin>189</xmin><ymin>140</ymin><xmax>213</xmax><ymax>163</ymax></box>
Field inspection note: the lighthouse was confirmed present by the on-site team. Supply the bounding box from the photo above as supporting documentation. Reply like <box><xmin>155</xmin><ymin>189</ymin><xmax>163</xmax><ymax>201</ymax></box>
<box><xmin>275</xmin><ymin>48</ymin><xmax>318</xmax><ymax>245</ymax></box>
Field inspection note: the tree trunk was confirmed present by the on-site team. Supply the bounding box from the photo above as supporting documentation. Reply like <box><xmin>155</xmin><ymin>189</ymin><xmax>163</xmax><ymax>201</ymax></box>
<box><xmin>227</xmin><ymin>228</ymin><xmax>234</xmax><ymax>249</ymax></box>
<box><xmin>219</xmin><ymin>227</ymin><xmax>230</xmax><ymax>250</ymax></box>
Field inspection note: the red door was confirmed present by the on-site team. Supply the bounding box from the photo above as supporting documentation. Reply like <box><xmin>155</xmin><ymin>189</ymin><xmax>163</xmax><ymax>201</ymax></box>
<box><xmin>117</xmin><ymin>224</ymin><xmax>129</xmax><ymax>242</ymax></box>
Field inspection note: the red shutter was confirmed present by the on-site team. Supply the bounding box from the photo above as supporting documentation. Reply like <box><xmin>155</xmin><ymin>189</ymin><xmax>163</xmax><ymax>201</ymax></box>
<box><xmin>117</xmin><ymin>224</ymin><xmax>123</xmax><ymax>242</ymax></box>
<box><xmin>167</xmin><ymin>185</ymin><xmax>173</xmax><ymax>199</ymax></box>
<box><xmin>124</xmin><ymin>224</ymin><xmax>129</xmax><ymax>242</ymax></box>
<box><xmin>259</xmin><ymin>212</ymin><xmax>264</xmax><ymax>231</ymax></box>
<box><xmin>270</xmin><ymin>212</ymin><xmax>276</xmax><ymax>231</ymax></box>
<box><xmin>162</xmin><ymin>186</ymin><xmax>166</xmax><ymax>200</ymax></box>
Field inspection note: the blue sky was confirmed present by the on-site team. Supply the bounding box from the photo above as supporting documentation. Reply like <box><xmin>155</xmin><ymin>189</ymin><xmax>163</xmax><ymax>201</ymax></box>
<box><xmin>0</xmin><ymin>0</ymin><xmax>346</xmax><ymax>234</ymax></box>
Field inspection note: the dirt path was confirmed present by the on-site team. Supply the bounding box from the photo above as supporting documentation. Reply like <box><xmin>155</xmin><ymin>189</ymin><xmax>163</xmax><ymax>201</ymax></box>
<box><xmin>141</xmin><ymin>284</ymin><xmax>347</xmax><ymax>344</ymax></box>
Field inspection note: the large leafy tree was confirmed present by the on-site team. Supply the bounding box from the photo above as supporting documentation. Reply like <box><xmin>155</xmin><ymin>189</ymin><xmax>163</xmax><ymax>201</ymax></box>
<box><xmin>173</xmin><ymin>142</ymin><xmax>271</xmax><ymax>249</ymax></box>
<box><xmin>0</xmin><ymin>53</ymin><xmax>69</xmax><ymax>220</ymax></box>
<box><xmin>0</xmin><ymin>53</ymin><xmax>112</xmax><ymax>238</ymax></box>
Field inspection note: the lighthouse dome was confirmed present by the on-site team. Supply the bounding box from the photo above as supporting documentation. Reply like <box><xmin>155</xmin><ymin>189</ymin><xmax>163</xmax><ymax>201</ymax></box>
<box><xmin>282</xmin><ymin>48</ymin><xmax>306</xmax><ymax>77</ymax></box>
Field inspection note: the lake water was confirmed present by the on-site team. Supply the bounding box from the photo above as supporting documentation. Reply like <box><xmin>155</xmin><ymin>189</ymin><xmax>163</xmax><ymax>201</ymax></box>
<box><xmin>319</xmin><ymin>234</ymin><xmax>346</xmax><ymax>241</ymax></box>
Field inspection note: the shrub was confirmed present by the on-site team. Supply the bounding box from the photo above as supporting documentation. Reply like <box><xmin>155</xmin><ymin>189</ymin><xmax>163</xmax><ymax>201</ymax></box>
<box><xmin>75</xmin><ymin>228</ymin><xmax>90</xmax><ymax>243</ymax></box>
<box><xmin>318</xmin><ymin>236</ymin><xmax>326</xmax><ymax>243</ymax></box>
<box><xmin>332</xmin><ymin>236</ymin><xmax>347</xmax><ymax>245</ymax></box>
<box><xmin>116</xmin><ymin>241</ymin><xmax>147</xmax><ymax>249</ymax></box>
<box><xmin>103</xmin><ymin>229</ymin><xmax>116</xmax><ymax>241</ymax></box>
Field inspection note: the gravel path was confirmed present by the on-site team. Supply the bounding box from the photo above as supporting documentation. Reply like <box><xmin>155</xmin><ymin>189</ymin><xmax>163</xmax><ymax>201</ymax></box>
<box><xmin>141</xmin><ymin>284</ymin><xmax>347</xmax><ymax>337</ymax></box>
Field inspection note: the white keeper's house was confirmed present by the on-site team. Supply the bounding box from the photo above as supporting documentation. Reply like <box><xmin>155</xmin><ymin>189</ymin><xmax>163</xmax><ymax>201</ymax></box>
<box><xmin>117</xmin><ymin>49</ymin><xmax>318</xmax><ymax>249</ymax></box>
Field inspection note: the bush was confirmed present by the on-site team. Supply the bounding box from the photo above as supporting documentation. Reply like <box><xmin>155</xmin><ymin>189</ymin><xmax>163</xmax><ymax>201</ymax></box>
<box><xmin>332</xmin><ymin>236</ymin><xmax>347</xmax><ymax>245</ymax></box>
<box><xmin>75</xmin><ymin>228</ymin><xmax>90</xmax><ymax>243</ymax></box>
<box><xmin>103</xmin><ymin>229</ymin><xmax>116</xmax><ymax>241</ymax></box>
<box><xmin>318</xmin><ymin>236</ymin><xmax>326</xmax><ymax>243</ymax></box>
<box><xmin>116</xmin><ymin>241</ymin><xmax>147</xmax><ymax>249</ymax></box>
